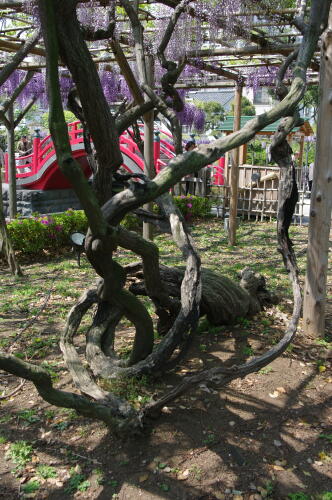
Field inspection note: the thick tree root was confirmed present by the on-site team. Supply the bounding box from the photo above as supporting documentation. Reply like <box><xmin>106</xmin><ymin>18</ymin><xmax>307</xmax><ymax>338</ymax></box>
<box><xmin>127</xmin><ymin>264</ymin><xmax>279</xmax><ymax>325</ymax></box>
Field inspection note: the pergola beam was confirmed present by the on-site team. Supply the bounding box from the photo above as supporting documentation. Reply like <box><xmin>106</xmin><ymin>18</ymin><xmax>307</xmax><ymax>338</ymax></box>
<box><xmin>188</xmin><ymin>59</ymin><xmax>239</xmax><ymax>82</ymax></box>
<box><xmin>186</xmin><ymin>43</ymin><xmax>301</xmax><ymax>58</ymax></box>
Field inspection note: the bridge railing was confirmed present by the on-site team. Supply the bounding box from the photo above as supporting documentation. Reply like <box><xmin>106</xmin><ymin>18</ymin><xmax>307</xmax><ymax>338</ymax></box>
<box><xmin>4</xmin><ymin>149</ymin><xmax>34</xmax><ymax>182</ymax></box>
<box><xmin>4</xmin><ymin>122</ymin><xmax>223</xmax><ymax>187</ymax></box>
<box><xmin>4</xmin><ymin>122</ymin><xmax>87</xmax><ymax>183</ymax></box>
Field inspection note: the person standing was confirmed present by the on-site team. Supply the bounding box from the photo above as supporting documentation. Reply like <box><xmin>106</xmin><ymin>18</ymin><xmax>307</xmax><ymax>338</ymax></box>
<box><xmin>308</xmin><ymin>162</ymin><xmax>314</xmax><ymax>192</ymax></box>
<box><xmin>17</xmin><ymin>135</ymin><xmax>32</xmax><ymax>158</ymax></box>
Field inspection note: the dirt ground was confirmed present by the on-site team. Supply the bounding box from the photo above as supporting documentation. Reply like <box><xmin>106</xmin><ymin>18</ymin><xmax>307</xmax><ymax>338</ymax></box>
<box><xmin>0</xmin><ymin>220</ymin><xmax>331</xmax><ymax>500</ymax></box>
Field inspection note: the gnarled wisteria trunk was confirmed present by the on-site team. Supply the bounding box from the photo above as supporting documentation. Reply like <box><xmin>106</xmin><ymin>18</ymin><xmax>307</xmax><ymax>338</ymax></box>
<box><xmin>0</xmin><ymin>0</ymin><xmax>331</xmax><ymax>432</ymax></box>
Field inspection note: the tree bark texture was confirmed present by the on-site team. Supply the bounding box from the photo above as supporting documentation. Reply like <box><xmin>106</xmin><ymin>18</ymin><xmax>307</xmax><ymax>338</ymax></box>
<box><xmin>303</xmin><ymin>8</ymin><xmax>332</xmax><ymax>336</ymax></box>
<box><xmin>6</xmin><ymin>104</ymin><xmax>16</xmax><ymax>219</ymax></box>
<box><xmin>143</xmin><ymin>55</ymin><xmax>155</xmax><ymax>241</ymax></box>
<box><xmin>0</xmin><ymin>164</ymin><xmax>22</xmax><ymax>276</ymax></box>
<box><xmin>127</xmin><ymin>264</ymin><xmax>278</xmax><ymax>326</ymax></box>
<box><xmin>53</xmin><ymin>0</ymin><xmax>123</xmax><ymax>204</ymax></box>
<box><xmin>228</xmin><ymin>83</ymin><xmax>242</xmax><ymax>246</ymax></box>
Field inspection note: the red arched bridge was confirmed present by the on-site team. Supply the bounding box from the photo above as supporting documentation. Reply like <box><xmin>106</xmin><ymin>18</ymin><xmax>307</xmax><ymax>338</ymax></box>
<box><xmin>4</xmin><ymin>121</ymin><xmax>224</xmax><ymax>190</ymax></box>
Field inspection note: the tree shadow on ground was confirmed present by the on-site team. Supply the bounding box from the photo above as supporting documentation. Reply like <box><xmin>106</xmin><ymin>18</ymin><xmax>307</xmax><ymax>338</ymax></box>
<box><xmin>1</xmin><ymin>360</ymin><xmax>330</xmax><ymax>500</ymax></box>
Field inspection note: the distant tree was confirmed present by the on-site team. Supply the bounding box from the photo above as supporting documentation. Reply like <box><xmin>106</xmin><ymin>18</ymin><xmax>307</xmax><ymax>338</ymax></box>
<box><xmin>41</xmin><ymin>109</ymin><xmax>76</xmax><ymax>131</ymax></box>
<box><xmin>195</xmin><ymin>100</ymin><xmax>224</xmax><ymax>129</ymax></box>
<box><xmin>301</xmin><ymin>84</ymin><xmax>319</xmax><ymax>121</ymax></box>
<box><xmin>228</xmin><ymin>96</ymin><xmax>256</xmax><ymax>116</ymax></box>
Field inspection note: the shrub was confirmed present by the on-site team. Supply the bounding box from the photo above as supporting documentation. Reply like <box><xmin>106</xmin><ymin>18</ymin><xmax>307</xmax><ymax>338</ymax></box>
<box><xmin>7</xmin><ymin>209</ymin><xmax>140</xmax><ymax>255</ymax></box>
<box><xmin>172</xmin><ymin>195</ymin><xmax>212</xmax><ymax>220</ymax></box>
<box><xmin>7</xmin><ymin>209</ymin><xmax>88</xmax><ymax>254</ymax></box>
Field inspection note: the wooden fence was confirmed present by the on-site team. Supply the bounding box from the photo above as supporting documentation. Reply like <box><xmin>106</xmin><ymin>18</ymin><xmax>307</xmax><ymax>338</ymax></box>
<box><xmin>209</xmin><ymin>164</ymin><xmax>312</xmax><ymax>225</ymax></box>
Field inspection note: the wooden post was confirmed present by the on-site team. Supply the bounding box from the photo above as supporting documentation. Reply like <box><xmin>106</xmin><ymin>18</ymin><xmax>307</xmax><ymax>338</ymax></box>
<box><xmin>239</xmin><ymin>143</ymin><xmax>247</xmax><ymax>165</ymax></box>
<box><xmin>228</xmin><ymin>83</ymin><xmax>242</xmax><ymax>245</ymax></box>
<box><xmin>298</xmin><ymin>134</ymin><xmax>304</xmax><ymax>167</ymax></box>
<box><xmin>303</xmin><ymin>10</ymin><xmax>332</xmax><ymax>337</ymax></box>
<box><xmin>6</xmin><ymin>104</ymin><xmax>17</xmax><ymax>219</ymax></box>
<box><xmin>0</xmin><ymin>163</ymin><xmax>22</xmax><ymax>276</ymax></box>
<box><xmin>143</xmin><ymin>55</ymin><xmax>155</xmax><ymax>241</ymax></box>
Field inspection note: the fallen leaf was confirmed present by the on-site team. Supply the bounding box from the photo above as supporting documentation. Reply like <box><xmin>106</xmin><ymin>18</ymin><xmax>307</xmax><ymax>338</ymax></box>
<box><xmin>138</xmin><ymin>473</ymin><xmax>149</xmax><ymax>483</ymax></box>
<box><xmin>318</xmin><ymin>451</ymin><xmax>331</xmax><ymax>462</ymax></box>
<box><xmin>276</xmin><ymin>386</ymin><xmax>286</xmax><ymax>394</ymax></box>
<box><xmin>272</xmin><ymin>465</ymin><xmax>285</xmax><ymax>471</ymax></box>
<box><xmin>273</xmin><ymin>440</ymin><xmax>282</xmax><ymax>447</ymax></box>
<box><xmin>269</xmin><ymin>391</ymin><xmax>279</xmax><ymax>398</ymax></box>
<box><xmin>177</xmin><ymin>469</ymin><xmax>189</xmax><ymax>480</ymax></box>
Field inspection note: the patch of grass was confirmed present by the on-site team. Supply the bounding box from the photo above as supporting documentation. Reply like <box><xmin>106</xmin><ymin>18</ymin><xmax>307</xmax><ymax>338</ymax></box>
<box><xmin>41</xmin><ymin>361</ymin><xmax>61</xmax><ymax>380</ymax></box>
<box><xmin>59</xmin><ymin>408</ymin><xmax>77</xmax><ymax>419</ymax></box>
<box><xmin>93</xmin><ymin>468</ymin><xmax>105</xmax><ymax>485</ymax></box>
<box><xmin>0</xmin><ymin>338</ymin><xmax>10</xmax><ymax>348</ymax></box>
<box><xmin>317</xmin><ymin>493</ymin><xmax>332</xmax><ymax>500</ymax></box>
<box><xmin>264</xmin><ymin>480</ymin><xmax>275</xmax><ymax>497</ymax></box>
<box><xmin>65</xmin><ymin>469</ymin><xmax>91</xmax><ymax>494</ymax></box>
<box><xmin>288</xmin><ymin>494</ymin><xmax>310</xmax><ymax>500</ymax></box>
<box><xmin>17</xmin><ymin>409</ymin><xmax>40</xmax><ymax>424</ymax></box>
<box><xmin>0</xmin><ymin>415</ymin><xmax>13</xmax><ymax>424</ymax></box>
<box><xmin>237</xmin><ymin>317</ymin><xmax>251</xmax><ymax>328</ymax></box>
<box><xmin>259</xmin><ymin>367</ymin><xmax>273</xmax><ymax>375</ymax></box>
<box><xmin>119</xmin><ymin>459</ymin><xmax>129</xmax><ymax>466</ymax></box>
<box><xmin>52</xmin><ymin>421</ymin><xmax>71</xmax><ymax>431</ymax></box>
<box><xmin>197</xmin><ymin>317</ymin><xmax>222</xmax><ymax>336</ymax></box>
<box><xmin>242</xmin><ymin>346</ymin><xmax>254</xmax><ymax>356</ymax></box>
<box><xmin>21</xmin><ymin>480</ymin><xmax>40</xmax><ymax>494</ymax></box>
<box><xmin>315</xmin><ymin>338</ymin><xmax>332</xmax><ymax>349</ymax></box>
<box><xmin>6</xmin><ymin>441</ymin><xmax>33</xmax><ymax>469</ymax></box>
<box><xmin>36</xmin><ymin>464</ymin><xmax>57</xmax><ymax>479</ymax></box>
<box><xmin>159</xmin><ymin>483</ymin><xmax>170</xmax><ymax>492</ymax></box>
<box><xmin>202</xmin><ymin>433</ymin><xmax>217</xmax><ymax>445</ymax></box>
<box><xmin>44</xmin><ymin>409</ymin><xmax>56</xmax><ymax>420</ymax></box>
<box><xmin>101</xmin><ymin>375</ymin><xmax>153</xmax><ymax>408</ymax></box>
<box><xmin>319</xmin><ymin>433</ymin><xmax>332</xmax><ymax>444</ymax></box>
<box><xmin>0</xmin><ymin>434</ymin><xmax>7</xmax><ymax>444</ymax></box>
<box><xmin>260</xmin><ymin>318</ymin><xmax>272</xmax><ymax>327</ymax></box>
<box><xmin>190</xmin><ymin>465</ymin><xmax>203</xmax><ymax>480</ymax></box>
<box><xmin>26</xmin><ymin>336</ymin><xmax>58</xmax><ymax>358</ymax></box>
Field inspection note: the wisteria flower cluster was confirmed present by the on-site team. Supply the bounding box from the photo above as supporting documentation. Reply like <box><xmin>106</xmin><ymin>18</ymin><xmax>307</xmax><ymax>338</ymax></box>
<box><xmin>177</xmin><ymin>103</ymin><xmax>205</xmax><ymax>132</ymax></box>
